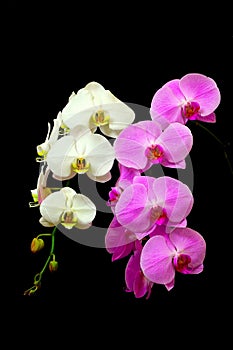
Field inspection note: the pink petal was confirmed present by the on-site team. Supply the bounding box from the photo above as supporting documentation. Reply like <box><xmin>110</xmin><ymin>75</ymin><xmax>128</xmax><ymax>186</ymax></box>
<box><xmin>115</xmin><ymin>183</ymin><xmax>152</xmax><ymax>232</ymax></box>
<box><xmin>140</xmin><ymin>235</ymin><xmax>175</xmax><ymax>284</ymax></box>
<box><xmin>169</xmin><ymin>228</ymin><xmax>206</xmax><ymax>269</ymax></box>
<box><xmin>165</xmin><ymin>279</ymin><xmax>175</xmax><ymax>291</ymax></box>
<box><xmin>179</xmin><ymin>73</ymin><xmax>221</xmax><ymax>115</ymax></box>
<box><xmin>132</xmin><ymin>175</ymin><xmax>157</xmax><ymax>202</ymax></box>
<box><xmin>150</xmin><ymin>82</ymin><xmax>185</xmax><ymax>128</ymax></box>
<box><xmin>196</xmin><ymin>112</ymin><xmax>216</xmax><ymax>123</ymax></box>
<box><xmin>111</xmin><ymin>243</ymin><xmax>135</xmax><ymax>261</ymax></box>
<box><xmin>164</xmin><ymin>79</ymin><xmax>186</xmax><ymax>101</ymax></box>
<box><xmin>117</xmin><ymin>164</ymin><xmax>141</xmax><ymax>189</ymax></box>
<box><xmin>153</xmin><ymin>176</ymin><xmax>194</xmax><ymax>225</ymax></box>
<box><xmin>114</xmin><ymin>121</ymin><xmax>162</xmax><ymax>170</ymax></box>
<box><xmin>125</xmin><ymin>249</ymin><xmax>141</xmax><ymax>292</ymax></box>
<box><xmin>156</xmin><ymin>123</ymin><xmax>193</xmax><ymax>165</ymax></box>
<box><xmin>133</xmin><ymin>271</ymin><xmax>150</xmax><ymax>298</ymax></box>
<box><xmin>105</xmin><ymin>216</ymin><xmax>137</xmax><ymax>252</ymax></box>
<box><xmin>161</xmin><ymin>159</ymin><xmax>186</xmax><ymax>169</ymax></box>
<box><xmin>114</xmin><ymin>138</ymin><xmax>147</xmax><ymax>169</ymax></box>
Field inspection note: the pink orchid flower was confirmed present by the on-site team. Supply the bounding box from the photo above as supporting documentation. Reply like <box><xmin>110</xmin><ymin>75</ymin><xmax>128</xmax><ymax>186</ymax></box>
<box><xmin>115</xmin><ymin>175</ymin><xmax>193</xmax><ymax>239</ymax></box>
<box><xmin>140</xmin><ymin>227</ymin><xmax>206</xmax><ymax>291</ymax></box>
<box><xmin>105</xmin><ymin>216</ymin><xmax>137</xmax><ymax>261</ymax></box>
<box><xmin>150</xmin><ymin>73</ymin><xmax>221</xmax><ymax>128</ymax></box>
<box><xmin>114</xmin><ymin>120</ymin><xmax>193</xmax><ymax>171</ymax></box>
<box><xmin>125</xmin><ymin>240</ymin><xmax>153</xmax><ymax>299</ymax></box>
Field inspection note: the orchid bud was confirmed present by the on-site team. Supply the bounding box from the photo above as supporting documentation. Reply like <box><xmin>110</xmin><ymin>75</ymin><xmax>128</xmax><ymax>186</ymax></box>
<box><xmin>49</xmin><ymin>260</ymin><xmax>58</xmax><ymax>272</ymax></box>
<box><xmin>31</xmin><ymin>237</ymin><xmax>44</xmax><ymax>253</ymax></box>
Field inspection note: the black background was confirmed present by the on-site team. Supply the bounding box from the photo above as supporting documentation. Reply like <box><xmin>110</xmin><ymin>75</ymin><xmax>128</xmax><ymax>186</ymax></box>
<box><xmin>10</xmin><ymin>2</ymin><xmax>232</xmax><ymax>342</ymax></box>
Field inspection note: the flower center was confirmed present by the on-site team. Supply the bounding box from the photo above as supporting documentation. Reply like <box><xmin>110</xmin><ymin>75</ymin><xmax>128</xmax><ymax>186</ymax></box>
<box><xmin>61</xmin><ymin>211</ymin><xmax>78</xmax><ymax>229</ymax></box>
<box><xmin>150</xmin><ymin>205</ymin><xmax>167</xmax><ymax>225</ymax></box>
<box><xmin>92</xmin><ymin>110</ymin><xmax>110</xmax><ymax>126</ymax></box>
<box><xmin>72</xmin><ymin>158</ymin><xmax>90</xmax><ymax>174</ymax></box>
<box><xmin>173</xmin><ymin>253</ymin><xmax>191</xmax><ymax>273</ymax></box>
<box><xmin>145</xmin><ymin>144</ymin><xmax>164</xmax><ymax>164</ymax></box>
<box><xmin>182</xmin><ymin>101</ymin><xmax>200</xmax><ymax>119</ymax></box>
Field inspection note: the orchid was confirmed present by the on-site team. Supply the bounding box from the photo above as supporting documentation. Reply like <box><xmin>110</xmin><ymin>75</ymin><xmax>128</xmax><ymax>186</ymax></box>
<box><xmin>114</xmin><ymin>120</ymin><xmax>193</xmax><ymax>170</ymax></box>
<box><xmin>46</xmin><ymin>126</ymin><xmax>115</xmax><ymax>182</ymax></box>
<box><xmin>115</xmin><ymin>175</ymin><xmax>193</xmax><ymax>239</ymax></box>
<box><xmin>140</xmin><ymin>227</ymin><xmax>206</xmax><ymax>290</ymax></box>
<box><xmin>24</xmin><ymin>75</ymin><xmax>227</xmax><ymax>299</ymax></box>
<box><xmin>39</xmin><ymin>187</ymin><xmax>96</xmax><ymax>229</ymax></box>
<box><xmin>150</xmin><ymin>73</ymin><xmax>221</xmax><ymax>128</ymax></box>
<box><xmin>61</xmin><ymin>81</ymin><xmax>135</xmax><ymax>137</ymax></box>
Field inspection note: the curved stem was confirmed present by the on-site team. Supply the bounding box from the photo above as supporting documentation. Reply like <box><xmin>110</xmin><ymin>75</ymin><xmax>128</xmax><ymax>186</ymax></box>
<box><xmin>24</xmin><ymin>226</ymin><xmax>57</xmax><ymax>295</ymax></box>
<box><xmin>194</xmin><ymin>121</ymin><xmax>233</xmax><ymax>176</ymax></box>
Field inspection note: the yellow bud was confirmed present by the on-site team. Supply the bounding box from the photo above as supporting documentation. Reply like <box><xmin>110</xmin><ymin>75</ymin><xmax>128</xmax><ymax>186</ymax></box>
<box><xmin>30</xmin><ymin>237</ymin><xmax>45</xmax><ymax>253</ymax></box>
<box><xmin>49</xmin><ymin>260</ymin><xmax>58</xmax><ymax>272</ymax></box>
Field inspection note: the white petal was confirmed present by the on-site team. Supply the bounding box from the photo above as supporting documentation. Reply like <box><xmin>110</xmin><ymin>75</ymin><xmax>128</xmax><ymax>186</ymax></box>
<box><xmin>99</xmin><ymin>124</ymin><xmax>123</xmax><ymax>138</ymax></box>
<box><xmin>86</xmin><ymin>171</ymin><xmax>111</xmax><ymax>183</ymax></box>
<box><xmin>75</xmin><ymin>222</ymin><xmax>92</xmax><ymax>230</ymax></box>
<box><xmin>72</xmin><ymin>193</ymin><xmax>96</xmax><ymax>224</ymax></box>
<box><xmin>47</xmin><ymin>135</ymin><xmax>77</xmax><ymax>178</ymax></box>
<box><xmin>39</xmin><ymin>217</ymin><xmax>55</xmax><ymax>227</ymax></box>
<box><xmin>84</xmin><ymin>82</ymin><xmax>116</xmax><ymax>105</ymax></box>
<box><xmin>108</xmin><ymin>102</ymin><xmax>135</xmax><ymax>129</ymax></box>
<box><xmin>49</xmin><ymin>112</ymin><xmax>62</xmax><ymax>145</ymax></box>
<box><xmin>61</xmin><ymin>88</ymin><xmax>94</xmax><ymax>129</ymax></box>
<box><xmin>40</xmin><ymin>190</ymin><xmax>67</xmax><ymax>225</ymax></box>
<box><xmin>83</xmin><ymin>134</ymin><xmax>115</xmax><ymax>176</ymax></box>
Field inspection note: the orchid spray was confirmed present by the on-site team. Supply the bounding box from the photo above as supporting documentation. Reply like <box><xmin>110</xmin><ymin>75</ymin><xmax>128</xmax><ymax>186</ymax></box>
<box><xmin>24</xmin><ymin>75</ymin><xmax>230</xmax><ymax>299</ymax></box>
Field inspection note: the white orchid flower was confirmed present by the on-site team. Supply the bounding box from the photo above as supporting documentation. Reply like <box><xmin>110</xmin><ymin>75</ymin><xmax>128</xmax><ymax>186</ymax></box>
<box><xmin>36</xmin><ymin>112</ymin><xmax>62</xmax><ymax>161</ymax></box>
<box><xmin>61</xmin><ymin>82</ymin><xmax>135</xmax><ymax>138</ymax></box>
<box><xmin>46</xmin><ymin>126</ymin><xmax>115</xmax><ymax>183</ymax></box>
<box><xmin>39</xmin><ymin>187</ymin><xmax>96</xmax><ymax>230</ymax></box>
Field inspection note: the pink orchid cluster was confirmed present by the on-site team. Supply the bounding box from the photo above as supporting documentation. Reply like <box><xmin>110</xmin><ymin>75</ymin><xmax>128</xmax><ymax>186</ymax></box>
<box><xmin>24</xmin><ymin>73</ymin><xmax>221</xmax><ymax>298</ymax></box>
<box><xmin>105</xmin><ymin>73</ymin><xmax>221</xmax><ymax>298</ymax></box>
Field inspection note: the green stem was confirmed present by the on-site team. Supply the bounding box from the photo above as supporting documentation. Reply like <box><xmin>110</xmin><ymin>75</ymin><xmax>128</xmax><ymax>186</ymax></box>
<box><xmin>39</xmin><ymin>226</ymin><xmax>57</xmax><ymax>275</ymax></box>
<box><xmin>24</xmin><ymin>226</ymin><xmax>57</xmax><ymax>295</ymax></box>
<box><xmin>194</xmin><ymin>121</ymin><xmax>233</xmax><ymax>176</ymax></box>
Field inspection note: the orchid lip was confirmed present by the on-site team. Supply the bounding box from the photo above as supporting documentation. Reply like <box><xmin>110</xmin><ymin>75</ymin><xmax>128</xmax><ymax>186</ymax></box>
<box><xmin>145</xmin><ymin>144</ymin><xmax>164</xmax><ymax>163</ymax></box>
<box><xmin>182</xmin><ymin>101</ymin><xmax>200</xmax><ymax>119</ymax></box>
<box><xmin>72</xmin><ymin>157</ymin><xmax>90</xmax><ymax>174</ymax></box>
<box><xmin>60</xmin><ymin>210</ymin><xmax>78</xmax><ymax>229</ymax></box>
<box><xmin>92</xmin><ymin>110</ymin><xmax>110</xmax><ymax>126</ymax></box>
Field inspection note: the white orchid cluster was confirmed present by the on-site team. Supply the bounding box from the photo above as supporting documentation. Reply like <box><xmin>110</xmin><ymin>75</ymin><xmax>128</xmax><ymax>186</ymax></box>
<box><xmin>24</xmin><ymin>82</ymin><xmax>135</xmax><ymax>295</ymax></box>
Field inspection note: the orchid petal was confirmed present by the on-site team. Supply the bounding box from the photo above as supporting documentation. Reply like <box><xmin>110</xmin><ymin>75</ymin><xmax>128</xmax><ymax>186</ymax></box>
<box><xmin>39</xmin><ymin>190</ymin><xmax>66</xmax><ymax>225</ymax></box>
<box><xmin>115</xmin><ymin>183</ymin><xmax>151</xmax><ymax>232</ymax></box>
<box><xmin>140</xmin><ymin>235</ymin><xmax>175</xmax><ymax>284</ymax></box>
<box><xmin>47</xmin><ymin>136</ymin><xmax>77</xmax><ymax>178</ymax></box>
<box><xmin>179</xmin><ymin>73</ymin><xmax>221</xmax><ymax>115</ymax></box>
<box><xmin>156</xmin><ymin>123</ymin><xmax>193</xmax><ymax>165</ymax></box>
<box><xmin>86</xmin><ymin>171</ymin><xmax>112</xmax><ymax>183</ymax></box>
<box><xmin>152</xmin><ymin>176</ymin><xmax>193</xmax><ymax>225</ymax></box>
<box><xmin>125</xmin><ymin>248</ymin><xmax>141</xmax><ymax>291</ymax></box>
<box><xmin>150</xmin><ymin>83</ymin><xmax>185</xmax><ymax>127</ymax></box>
<box><xmin>105</xmin><ymin>217</ymin><xmax>137</xmax><ymax>251</ymax></box>
<box><xmin>196</xmin><ymin>112</ymin><xmax>216</xmax><ymax>123</ymax></box>
<box><xmin>72</xmin><ymin>193</ymin><xmax>96</xmax><ymax>225</ymax></box>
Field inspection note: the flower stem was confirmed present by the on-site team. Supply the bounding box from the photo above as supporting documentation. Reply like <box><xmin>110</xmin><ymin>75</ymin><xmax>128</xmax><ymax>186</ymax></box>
<box><xmin>194</xmin><ymin>121</ymin><xmax>233</xmax><ymax>176</ymax></box>
<box><xmin>24</xmin><ymin>226</ymin><xmax>57</xmax><ymax>295</ymax></box>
